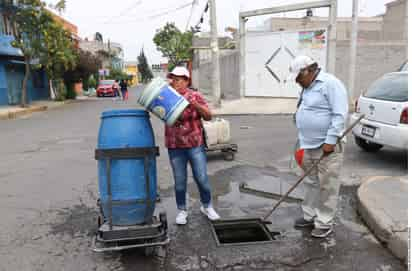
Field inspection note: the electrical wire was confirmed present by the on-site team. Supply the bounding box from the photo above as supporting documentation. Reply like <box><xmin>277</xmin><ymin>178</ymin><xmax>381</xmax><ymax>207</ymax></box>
<box><xmin>101</xmin><ymin>1</ymin><xmax>193</xmax><ymax>24</ymax></box>
<box><xmin>103</xmin><ymin>0</ymin><xmax>143</xmax><ymax>24</ymax></box>
<box><xmin>185</xmin><ymin>0</ymin><xmax>197</xmax><ymax>31</ymax></box>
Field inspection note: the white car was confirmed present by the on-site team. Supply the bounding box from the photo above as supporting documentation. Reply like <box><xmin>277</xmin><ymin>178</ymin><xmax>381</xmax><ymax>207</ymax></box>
<box><xmin>351</xmin><ymin>71</ymin><xmax>408</xmax><ymax>152</ymax></box>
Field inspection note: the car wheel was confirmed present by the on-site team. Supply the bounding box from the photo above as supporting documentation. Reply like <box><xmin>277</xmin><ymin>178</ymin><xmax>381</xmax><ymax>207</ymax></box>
<box><xmin>354</xmin><ymin>136</ymin><xmax>383</xmax><ymax>152</ymax></box>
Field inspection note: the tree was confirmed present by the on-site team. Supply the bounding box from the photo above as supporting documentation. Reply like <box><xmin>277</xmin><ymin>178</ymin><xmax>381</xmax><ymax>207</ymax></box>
<box><xmin>138</xmin><ymin>48</ymin><xmax>153</xmax><ymax>83</ymax></box>
<box><xmin>63</xmin><ymin>49</ymin><xmax>101</xmax><ymax>90</ymax></box>
<box><xmin>9</xmin><ymin>0</ymin><xmax>77</xmax><ymax>106</ymax></box>
<box><xmin>153</xmin><ymin>22</ymin><xmax>193</xmax><ymax>70</ymax></box>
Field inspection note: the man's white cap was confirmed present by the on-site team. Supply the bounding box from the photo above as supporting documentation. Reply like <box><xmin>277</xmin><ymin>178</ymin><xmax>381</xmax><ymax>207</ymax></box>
<box><xmin>168</xmin><ymin>66</ymin><xmax>190</xmax><ymax>78</ymax></box>
<box><xmin>287</xmin><ymin>55</ymin><xmax>316</xmax><ymax>81</ymax></box>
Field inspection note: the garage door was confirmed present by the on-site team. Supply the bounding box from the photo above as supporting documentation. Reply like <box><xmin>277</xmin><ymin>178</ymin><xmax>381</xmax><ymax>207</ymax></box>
<box><xmin>245</xmin><ymin>29</ymin><xmax>327</xmax><ymax>97</ymax></box>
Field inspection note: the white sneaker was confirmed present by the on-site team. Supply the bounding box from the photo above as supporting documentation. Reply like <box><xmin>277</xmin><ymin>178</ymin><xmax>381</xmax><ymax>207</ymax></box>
<box><xmin>175</xmin><ymin>210</ymin><xmax>188</xmax><ymax>225</ymax></box>
<box><xmin>200</xmin><ymin>206</ymin><xmax>220</xmax><ymax>221</ymax></box>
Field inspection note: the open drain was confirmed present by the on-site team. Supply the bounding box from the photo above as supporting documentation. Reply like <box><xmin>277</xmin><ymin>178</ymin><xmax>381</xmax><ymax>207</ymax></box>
<box><xmin>211</xmin><ymin>218</ymin><xmax>280</xmax><ymax>246</ymax></box>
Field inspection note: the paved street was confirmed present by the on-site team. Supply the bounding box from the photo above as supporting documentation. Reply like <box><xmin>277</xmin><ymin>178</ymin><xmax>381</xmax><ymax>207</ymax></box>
<box><xmin>0</xmin><ymin>86</ymin><xmax>407</xmax><ymax>271</ymax></box>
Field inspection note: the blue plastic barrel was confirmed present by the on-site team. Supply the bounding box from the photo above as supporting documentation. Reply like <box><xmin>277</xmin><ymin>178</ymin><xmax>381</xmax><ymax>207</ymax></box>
<box><xmin>97</xmin><ymin>109</ymin><xmax>157</xmax><ymax>226</ymax></box>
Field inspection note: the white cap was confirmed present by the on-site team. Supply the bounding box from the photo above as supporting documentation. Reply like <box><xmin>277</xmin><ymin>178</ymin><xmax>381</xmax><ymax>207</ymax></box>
<box><xmin>287</xmin><ymin>55</ymin><xmax>316</xmax><ymax>81</ymax></box>
<box><xmin>168</xmin><ymin>66</ymin><xmax>190</xmax><ymax>78</ymax></box>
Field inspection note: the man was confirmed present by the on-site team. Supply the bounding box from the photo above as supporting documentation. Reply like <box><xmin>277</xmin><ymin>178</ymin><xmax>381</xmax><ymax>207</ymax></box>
<box><xmin>165</xmin><ymin>66</ymin><xmax>220</xmax><ymax>225</ymax></box>
<box><xmin>289</xmin><ymin>55</ymin><xmax>348</xmax><ymax>238</ymax></box>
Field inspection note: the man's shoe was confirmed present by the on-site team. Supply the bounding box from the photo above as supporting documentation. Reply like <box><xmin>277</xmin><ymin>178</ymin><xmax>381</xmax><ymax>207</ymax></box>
<box><xmin>200</xmin><ymin>206</ymin><xmax>220</xmax><ymax>221</ymax></box>
<box><xmin>175</xmin><ymin>210</ymin><xmax>188</xmax><ymax>225</ymax></box>
<box><xmin>294</xmin><ymin>218</ymin><xmax>314</xmax><ymax>228</ymax></box>
<box><xmin>311</xmin><ymin>227</ymin><xmax>333</xmax><ymax>238</ymax></box>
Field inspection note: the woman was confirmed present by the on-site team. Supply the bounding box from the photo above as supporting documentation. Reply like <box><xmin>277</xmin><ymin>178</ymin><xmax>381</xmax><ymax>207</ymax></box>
<box><xmin>119</xmin><ymin>79</ymin><xmax>128</xmax><ymax>100</ymax></box>
<box><xmin>166</xmin><ymin>66</ymin><xmax>220</xmax><ymax>225</ymax></box>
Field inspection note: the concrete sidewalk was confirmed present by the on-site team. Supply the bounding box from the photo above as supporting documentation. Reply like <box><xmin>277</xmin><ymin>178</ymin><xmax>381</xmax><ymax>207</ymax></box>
<box><xmin>210</xmin><ymin>97</ymin><xmax>297</xmax><ymax>115</ymax></box>
<box><xmin>357</xmin><ymin>176</ymin><xmax>408</xmax><ymax>264</ymax></box>
<box><xmin>0</xmin><ymin>98</ymin><xmax>89</xmax><ymax>120</ymax></box>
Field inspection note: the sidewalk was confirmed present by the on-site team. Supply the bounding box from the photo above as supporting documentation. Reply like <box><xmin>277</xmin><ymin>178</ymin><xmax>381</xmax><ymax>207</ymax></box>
<box><xmin>0</xmin><ymin>98</ymin><xmax>85</xmax><ymax>120</ymax></box>
<box><xmin>356</xmin><ymin>176</ymin><xmax>408</xmax><ymax>264</ymax></box>
<box><xmin>209</xmin><ymin>97</ymin><xmax>297</xmax><ymax>115</ymax></box>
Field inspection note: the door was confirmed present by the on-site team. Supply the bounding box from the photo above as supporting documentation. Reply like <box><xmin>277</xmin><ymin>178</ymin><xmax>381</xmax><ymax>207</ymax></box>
<box><xmin>245</xmin><ymin>29</ymin><xmax>327</xmax><ymax>97</ymax></box>
<box><xmin>5</xmin><ymin>64</ymin><xmax>24</xmax><ymax>105</ymax></box>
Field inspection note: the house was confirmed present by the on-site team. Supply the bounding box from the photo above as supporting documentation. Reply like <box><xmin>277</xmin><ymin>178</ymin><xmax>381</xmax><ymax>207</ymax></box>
<box><xmin>0</xmin><ymin>3</ymin><xmax>49</xmax><ymax>106</ymax></box>
<box><xmin>79</xmin><ymin>34</ymin><xmax>124</xmax><ymax>72</ymax></box>
<box><xmin>124</xmin><ymin>61</ymin><xmax>139</xmax><ymax>86</ymax></box>
<box><xmin>0</xmin><ymin>3</ymin><xmax>80</xmax><ymax>106</ymax></box>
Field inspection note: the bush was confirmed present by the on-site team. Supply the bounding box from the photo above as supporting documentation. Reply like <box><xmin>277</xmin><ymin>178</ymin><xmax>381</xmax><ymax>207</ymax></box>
<box><xmin>54</xmin><ymin>79</ymin><xmax>67</xmax><ymax>101</ymax></box>
<box><xmin>88</xmin><ymin>75</ymin><xmax>97</xmax><ymax>89</ymax></box>
<box><xmin>66</xmin><ymin>84</ymin><xmax>77</xmax><ymax>99</ymax></box>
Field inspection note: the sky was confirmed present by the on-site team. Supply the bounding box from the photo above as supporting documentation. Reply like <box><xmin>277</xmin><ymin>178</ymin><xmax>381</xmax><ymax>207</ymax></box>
<box><xmin>44</xmin><ymin>0</ymin><xmax>394</xmax><ymax>65</ymax></box>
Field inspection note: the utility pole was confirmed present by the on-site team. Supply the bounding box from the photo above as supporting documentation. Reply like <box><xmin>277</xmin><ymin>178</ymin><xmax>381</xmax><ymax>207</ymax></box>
<box><xmin>348</xmin><ymin>0</ymin><xmax>359</xmax><ymax>104</ymax></box>
<box><xmin>326</xmin><ymin>0</ymin><xmax>337</xmax><ymax>74</ymax></box>
<box><xmin>209</xmin><ymin>0</ymin><xmax>221</xmax><ymax>107</ymax></box>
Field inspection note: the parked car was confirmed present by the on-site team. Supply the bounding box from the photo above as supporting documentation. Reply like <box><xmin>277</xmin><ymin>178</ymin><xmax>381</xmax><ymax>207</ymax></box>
<box><xmin>351</xmin><ymin>71</ymin><xmax>408</xmax><ymax>152</ymax></box>
<box><xmin>97</xmin><ymin>80</ymin><xmax>118</xmax><ymax>97</ymax></box>
<box><xmin>398</xmin><ymin>60</ymin><xmax>408</xmax><ymax>72</ymax></box>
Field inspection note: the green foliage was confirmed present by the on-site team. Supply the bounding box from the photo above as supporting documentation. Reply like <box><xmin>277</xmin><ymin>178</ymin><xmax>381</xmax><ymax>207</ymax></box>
<box><xmin>107</xmin><ymin>66</ymin><xmax>129</xmax><ymax>81</ymax></box>
<box><xmin>41</xmin><ymin>18</ymin><xmax>78</xmax><ymax>81</ymax></box>
<box><xmin>64</xmin><ymin>49</ymin><xmax>101</xmax><ymax>85</ymax></box>
<box><xmin>138</xmin><ymin>48</ymin><xmax>153</xmax><ymax>83</ymax></box>
<box><xmin>87</xmin><ymin>75</ymin><xmax>97</xmax><ymax>89</ymax></box>
<box><xmin>65</xmin><ymin>84</ymin><xmax>76</xmax><ymax>99</ymax></box>
<box><xmin>8</xmin><ymin>0</ymin><xmax>77</xmax><ymax>106</ymax></box>
<box><xmin>53</xmin><ymin>79</ymin><xmax>67</xmax><ymax>101</ymax></box>
<box><xmin>153</xmin><ymin>22</ymin><xmax>193</xmax><ymax>68</ymax></box>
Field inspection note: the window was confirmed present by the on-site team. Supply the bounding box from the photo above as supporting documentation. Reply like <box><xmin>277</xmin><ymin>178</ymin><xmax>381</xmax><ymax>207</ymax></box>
<box><xmin>364</xmin><ymin>73</ymin><xmax>408</xmax><ymax>102</ymax></box>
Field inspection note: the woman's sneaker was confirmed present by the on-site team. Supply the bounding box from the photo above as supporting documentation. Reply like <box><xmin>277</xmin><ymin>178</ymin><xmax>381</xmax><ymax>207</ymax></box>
<box><xmin>200</xmin><ymin>206</ymin><xmax>220</xmax><ymax>221</ymax></box>
<box><xmin>176</xmin><ymin>210</ymin><xmax>188</xmax><ymax>225</ymax></box>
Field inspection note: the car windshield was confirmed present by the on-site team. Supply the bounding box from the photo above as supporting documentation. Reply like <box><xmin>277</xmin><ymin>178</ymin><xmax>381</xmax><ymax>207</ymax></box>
<box><xmin>400</xmin><ymin>62</ymin><xmax>408</xmax><ymax>71</ymax></box>
<box><xmin>364</xmin><ymin>73</ymin><xmax>408</xmax><ymax>102</ymax></box>
<box><xmin>99</xmin><ymin>80</ymin><xmax>114</xmax><ymax>85</ymax></box>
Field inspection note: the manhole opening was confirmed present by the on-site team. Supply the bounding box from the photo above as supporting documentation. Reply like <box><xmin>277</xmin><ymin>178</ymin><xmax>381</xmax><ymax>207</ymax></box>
<box><xmin>211</xmin><ymin>219</ymin><xmax>279</xmax><ymax>246</ymax></box>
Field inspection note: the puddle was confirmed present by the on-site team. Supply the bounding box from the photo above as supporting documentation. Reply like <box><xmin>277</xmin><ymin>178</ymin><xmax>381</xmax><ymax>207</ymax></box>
<box><xmin>49</xmin><ymin>204</ymin><xmax>99</xmax><ymax>237</ymax></box>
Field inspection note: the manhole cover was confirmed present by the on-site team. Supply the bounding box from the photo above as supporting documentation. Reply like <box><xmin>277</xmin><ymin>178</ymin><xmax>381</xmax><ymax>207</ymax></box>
<box><xmin>211</xmin><ymin>218</ymin><xmax>279</xmax><ymax>246</ymax></box>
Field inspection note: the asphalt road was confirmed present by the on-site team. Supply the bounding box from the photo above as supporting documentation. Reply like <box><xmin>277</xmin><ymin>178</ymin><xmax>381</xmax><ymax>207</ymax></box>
<box><xmin>0</xmin><ymin>86</ymin><xmax>407</xmax><ymax>271</ymax></box>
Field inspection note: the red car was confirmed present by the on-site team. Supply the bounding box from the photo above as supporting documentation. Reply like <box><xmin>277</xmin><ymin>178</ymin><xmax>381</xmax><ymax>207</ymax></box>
<box><xmin>97</xmin><ymin>80</ymin><xmax>118</xmax><ymax>97</ymax></box>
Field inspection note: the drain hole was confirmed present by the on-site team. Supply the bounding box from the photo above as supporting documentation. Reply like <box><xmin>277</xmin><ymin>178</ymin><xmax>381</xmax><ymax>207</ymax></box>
<box><xmin>211</xmin><ymin>220</ymin><xmax>279</xmax><ymax>245</ymax></box>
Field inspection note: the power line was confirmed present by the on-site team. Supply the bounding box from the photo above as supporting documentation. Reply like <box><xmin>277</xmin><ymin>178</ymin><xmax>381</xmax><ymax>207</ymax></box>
<box><xmin>185</xmin><ymin>0</ymin><xmax>197</xmax><ymax>31</ymax></box>
<box><xmin>103</xmin><ymin>0</ymin><xmax>143</xmax><ymax>24</ymax></box>
<box><xmin>102</xmin><ymin>1</ymin><xmax>193</xmax><ymax>24</ymax></box>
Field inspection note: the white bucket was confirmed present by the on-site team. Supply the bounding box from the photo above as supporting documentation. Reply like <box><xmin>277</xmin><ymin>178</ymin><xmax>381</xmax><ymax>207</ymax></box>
<box><xmin>138</xmin><ymin>77</ymin><xmax>189</xmax><ymax>126</ymax></box>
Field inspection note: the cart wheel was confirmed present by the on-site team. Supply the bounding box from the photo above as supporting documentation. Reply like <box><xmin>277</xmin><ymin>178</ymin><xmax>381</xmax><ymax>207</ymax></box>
<box><xmin>159</xmin><ymin>212</ymin><xmax>168</xmax><ymax>231</ymax></box>
<box><xmin>223</xmin><ymin>152</ymin><xmax>235</xmax><ymax>161</ymax></box>
<box><xmin>144</xmin><ymin>246</ymin><xmax>156</xmax><ymax>256</ymax></box>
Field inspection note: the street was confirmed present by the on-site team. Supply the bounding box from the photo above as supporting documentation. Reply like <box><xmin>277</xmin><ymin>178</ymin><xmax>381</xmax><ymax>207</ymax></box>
<box><xmin>0</xmin><ymin>86</ymin><xmax>407</xmax><ymax>271</ymax></box>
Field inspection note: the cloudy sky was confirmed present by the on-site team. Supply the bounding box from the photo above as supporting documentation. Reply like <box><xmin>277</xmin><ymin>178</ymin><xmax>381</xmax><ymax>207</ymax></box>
<box><xmin>44</xmin><ymin>0</ymin><xmax>394</xmax><ymax>64</ymax></box>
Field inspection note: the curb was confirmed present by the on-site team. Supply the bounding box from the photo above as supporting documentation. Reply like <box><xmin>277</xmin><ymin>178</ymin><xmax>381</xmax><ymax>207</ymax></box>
<box><xmin>0</xmin><ymin>105</ymin><xmax>48</xmax><ymax>120</ymax></box>
<box><xmin>356</xmin><ymin>176</ymin><xmax>408</xmax><ymax>264</ymax></box>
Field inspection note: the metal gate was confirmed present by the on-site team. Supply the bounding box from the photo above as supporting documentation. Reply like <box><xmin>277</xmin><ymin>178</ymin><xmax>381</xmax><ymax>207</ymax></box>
<box><xmin>245</xmin><ymin>29</ymin><xmax>327</xmax><ymax>97</ymax></box>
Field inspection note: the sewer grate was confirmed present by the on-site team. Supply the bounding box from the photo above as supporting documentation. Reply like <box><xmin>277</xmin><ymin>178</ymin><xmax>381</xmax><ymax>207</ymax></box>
<box><xmin>210</xmin><ymin>218</ymin><xmax>279</xmax><ymax>246</ymax></box>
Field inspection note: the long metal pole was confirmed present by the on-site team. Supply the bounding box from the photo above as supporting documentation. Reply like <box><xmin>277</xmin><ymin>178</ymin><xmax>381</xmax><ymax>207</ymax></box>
<box><xmin>326</xmin><ymin>0</ymin><xmax>337</xmax><ymax>74</ymax></box>
<box><xmin>263</xmin><ymin>114</ymin><xmax>365</xmax><ymax>220</ymax></box>
<box><xmin>239</xmin><ymin>15</ymin><xmax>246</xmax><ymax>98</ymax></box>
<box><xmin>209</xmin><ymin>0</ymin><xmax>221</xmax><ymax>107</ymax></box>
<box><xmin>348</xmin><ymin>0</ymin><xmax>359</xmax><ymax>103</ymax></box>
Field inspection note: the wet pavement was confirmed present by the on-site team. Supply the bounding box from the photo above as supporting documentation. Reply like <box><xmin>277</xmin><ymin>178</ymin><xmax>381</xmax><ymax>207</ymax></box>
<box><xmin>30</xmin><ymin>164</ymin><xmax>405</xmax><ymax>271</ymax></box>
<box><xmin>0</xmin><ymin>87</ymin><xmax>407</xmax><ymax>271</ymax></box>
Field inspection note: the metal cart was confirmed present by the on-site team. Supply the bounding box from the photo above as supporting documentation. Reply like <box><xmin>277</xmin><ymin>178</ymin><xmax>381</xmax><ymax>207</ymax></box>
<box><xmin>205</xmin><ymin>143</ymin><xmax>238</xmax><ymax>161</ymax></box>
<box><xmin>92</xmin><ymin>147</ymin><xmax>169</xmax><ymax>254</ymax></box>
